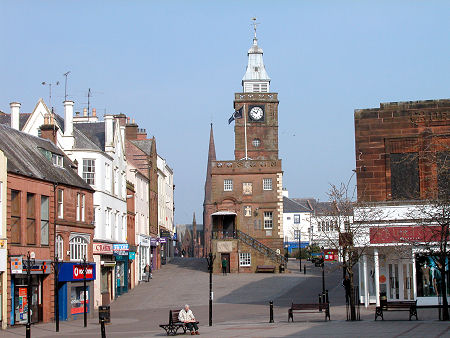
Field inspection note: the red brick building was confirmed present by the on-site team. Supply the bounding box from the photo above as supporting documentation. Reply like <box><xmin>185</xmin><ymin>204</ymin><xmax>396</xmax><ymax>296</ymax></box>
<box><xmin>354</xmin><ymin>99</ymin><xmax>450</xmax><ymax>307</ymax></box>
<box><xmin>203</xmin><ymin>32</ymin><xmax>286</xmax><ymax>273</ymax></box>
<box><xmin>0</xmin><ymin>122</ymin><xmax>95</xmax><ymax>325</ymax></box>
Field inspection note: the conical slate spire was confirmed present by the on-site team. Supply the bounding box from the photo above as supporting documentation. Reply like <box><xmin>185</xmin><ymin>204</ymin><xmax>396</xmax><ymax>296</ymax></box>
<box><xmin>204</xmin><ymin>124</ymin><xmax>216</xmax><ymax>204</ymax></box>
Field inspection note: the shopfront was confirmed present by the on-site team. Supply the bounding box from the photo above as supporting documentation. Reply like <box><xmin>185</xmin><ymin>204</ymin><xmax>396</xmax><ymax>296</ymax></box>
<box><xmin>93</xmin><ymin>242</ymin><xmax>115</xmax><ymax>307</ymax></box>
<box><xmin>57</xmin><ymin>262</ymin><xmax>96</xmax><ymax>321</ymax></box>
<box><xmin>150</xmin><ymin>237</ymin><xmax>158</xmax><ymax>270</ymax></box>
<box><xmin>138</xmin><ymin>235</ymin><xmax>150</xmax><ymax>282</ymax></box>
<box><xmin>113</xmin><ymin>244</ymin><xmax>128</xmax><ymax>297</ymax></box>
<box><xmin>9</xmin><ymin>256</ymin><xmax>51</xmax><ymax>326</ymax></box>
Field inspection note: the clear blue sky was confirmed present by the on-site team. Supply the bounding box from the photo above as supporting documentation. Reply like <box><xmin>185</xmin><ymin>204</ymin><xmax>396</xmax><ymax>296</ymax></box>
<box><xmin>1</xmin><ymin>1</ymin><xmax>449</xmax><ymax>224</ymax></box>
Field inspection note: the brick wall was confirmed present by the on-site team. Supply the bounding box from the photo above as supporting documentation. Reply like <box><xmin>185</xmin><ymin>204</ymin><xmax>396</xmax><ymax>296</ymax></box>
<box><xmin>354</xmin><ymin>99</ymin><xmax>450</xmax><ymax>202</ymax></box>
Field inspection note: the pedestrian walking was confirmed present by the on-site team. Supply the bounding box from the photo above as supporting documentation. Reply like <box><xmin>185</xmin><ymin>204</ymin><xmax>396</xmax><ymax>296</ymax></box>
<box><xmin>144</xmin><ymin>264</ymin><xmax>151</xmax><ymax>282</ymax></box>
<box><xmin>178</xmin><ymin>304</ymin><xmax>199</xmax><ymax>335</ymax></box>
<box><xmin>342</xmin><ymin>274</ymin><xmax>351</xmax><ymax>304</ymax></box>
<box><xmin>221</xmin><ymin>257</ymin><xmax>228</xmax><ymax>276</ymax></box>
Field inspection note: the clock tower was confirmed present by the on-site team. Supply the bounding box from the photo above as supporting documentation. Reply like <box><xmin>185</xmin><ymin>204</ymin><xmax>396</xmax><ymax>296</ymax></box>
<box><xmin>234</xmin><ymin>27</ymin><xmax>279</xmax><ymax>161</ymax></box>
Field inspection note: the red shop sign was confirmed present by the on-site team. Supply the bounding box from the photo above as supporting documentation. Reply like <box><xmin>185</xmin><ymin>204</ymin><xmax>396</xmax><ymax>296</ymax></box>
<box><xmin>73</xmin><ymin>265</ymin><xmax>94</xmax><ymax>279</ymax></box>
<box><xmin>370</xmin><ymin>226</ymin><xmax>444</xmax><ymax>244</ymax></box>
<box><xmin>93</xmin><ymin>242</ymin><xmax>113</xmax><ymax>255</ymax></box>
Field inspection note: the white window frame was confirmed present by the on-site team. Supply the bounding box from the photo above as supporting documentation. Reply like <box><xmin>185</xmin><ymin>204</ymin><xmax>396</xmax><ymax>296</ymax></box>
<box><xmin>264</xmin><ymin>211</ymin><xmax>273</xmax><ymax>229</ymax></box>
<box><xmin>69</xmin><ymin>234</ymin><xmax>89</xmax><ymax>261</ymax></box>
<box><xmin>263</xmin><ymin>178</ymin><xmax>272</xmax><ymax>191</ymax></box>
<box><xmin>57</xmin><ymin>189</ymin><xmax>63</xmax><ymax>219</ymax></box>
<box><xmin>224</xmin><ymin>179</ymin><xmax>233</xmax><ymax>191</ymax></box>
<box><xmin>76</xmin><ymin>193</ymin><xmax>80</xmax><ymax>221</ymax></box>
<box><xmin>52</xmin><ymin>154</ymin><xmax>63</xmax><ymax>167</ymax></box>
<box><xmin>55</xmin><ymin>234</ymin><xmax>64</xmax><ymax>260</ymax></box>
<box><xmin>81</xmin><ymin>194</ymin><xmax>85</xmax><ymax>222</ymax></box>
<box><xmin>105</xmin><ymin>163</ymin><xmax>111</xmax><ymax>193</ymax></box>
<box><xmin>239</xmin><ymin>252</ymin><xmax>251</xmax><ymax>267</ymax></box>
<box><xmin>82</xmin><ymin>159</ymin><xmax>96</xmax><ymax>185</ymax></box>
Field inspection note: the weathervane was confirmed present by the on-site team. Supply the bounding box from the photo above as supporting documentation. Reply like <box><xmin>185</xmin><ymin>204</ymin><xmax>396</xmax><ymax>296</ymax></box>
<box><xmin>251</xmin><ymin>17</ymin><xmax>259</xmax><ymax>39</ymax></box>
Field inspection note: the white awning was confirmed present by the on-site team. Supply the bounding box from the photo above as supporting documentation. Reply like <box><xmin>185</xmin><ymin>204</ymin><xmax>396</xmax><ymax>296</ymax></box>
<box><xmin>211</xmin><ymin>211</ymin><xmax>237</xmax><ymax>216</ymax></box>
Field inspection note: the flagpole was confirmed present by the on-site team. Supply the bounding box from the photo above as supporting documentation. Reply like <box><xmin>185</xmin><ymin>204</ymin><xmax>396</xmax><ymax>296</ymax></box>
<box><xmin>244</xmin><ymin>104</ymin><xmax>248</xmax><ymax>160</ymax></box>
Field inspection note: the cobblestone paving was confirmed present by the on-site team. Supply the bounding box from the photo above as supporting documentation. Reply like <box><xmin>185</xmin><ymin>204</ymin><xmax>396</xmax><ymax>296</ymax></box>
<box><xmin>2</xmin><ymin>258</ymin><xmax>449</xmax><ymax>337</ymax></box>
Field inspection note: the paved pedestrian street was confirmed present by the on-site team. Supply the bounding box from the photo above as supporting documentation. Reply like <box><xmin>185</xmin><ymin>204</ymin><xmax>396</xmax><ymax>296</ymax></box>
<box><xmin>2</xmin><ymin>258</ymin><xmax>449</xmax><ymax>337</ymax></box>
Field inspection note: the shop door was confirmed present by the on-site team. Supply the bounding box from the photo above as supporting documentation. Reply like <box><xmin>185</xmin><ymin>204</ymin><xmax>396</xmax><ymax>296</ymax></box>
<box><xmin>388</xmin><ymin>262</ymin><xmax>413</xmax><ymax>301</ymax></box>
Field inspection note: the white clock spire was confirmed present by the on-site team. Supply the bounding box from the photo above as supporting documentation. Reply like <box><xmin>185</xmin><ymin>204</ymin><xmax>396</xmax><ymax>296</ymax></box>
<box><xmin>242</xmin><ymin>18</ymin><xmax>270</xmax><ymax>93</ymax></box>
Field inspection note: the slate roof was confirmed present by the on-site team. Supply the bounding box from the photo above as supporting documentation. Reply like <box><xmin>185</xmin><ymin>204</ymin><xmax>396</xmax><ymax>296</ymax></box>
<box><xmin>0</xmin><ymin>124</ymin><xmax>93</xmax><ymax>190</ymax></box>
<box><xmin>130</xmin><ymin>139</ymin><xmax>153</xmax><ymax>155</ymax></box>
<box><xmin>74</xmin><ymin>122</ymin><xmax>106</xmax><ymax>150</ymax></box>
<box><xmin>283</xmin><ymin>196</ymin><xmax>312</xmax><ymax>213</ymax></box>
<box><xmin>0</xmin><ymin>113</ymin><xmax>32</xmax><ymax>130</ymax></box>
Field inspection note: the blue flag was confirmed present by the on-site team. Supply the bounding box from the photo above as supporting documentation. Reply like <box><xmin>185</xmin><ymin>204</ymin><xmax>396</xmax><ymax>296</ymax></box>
<box><xmin>228</xmin><ymin>107</ymin><xmax>243</xmax><ymax>124</ymax></box>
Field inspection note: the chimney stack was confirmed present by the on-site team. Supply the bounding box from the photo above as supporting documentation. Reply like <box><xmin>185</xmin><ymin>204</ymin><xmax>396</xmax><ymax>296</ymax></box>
<box><xmin>10</xmin><ymin>102</ymin><xmax>21</xmax><ymax>130</ymax></box>
<box><xmin>64</xmin><ymin>101</ymin><xmax>74</xmax><ymax>137</ymax></box>
<box><xmin>104</xmin><ymin>115</ymin><xmax>114</xmax><ymax>147</ymax></box>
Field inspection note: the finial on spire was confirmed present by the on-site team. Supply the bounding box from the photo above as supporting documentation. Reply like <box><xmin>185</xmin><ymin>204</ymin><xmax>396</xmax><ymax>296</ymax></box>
<box><xmin>251</xmin><ymin>17</ymin><xmax>259</xmax><ymax>40</ymax></box>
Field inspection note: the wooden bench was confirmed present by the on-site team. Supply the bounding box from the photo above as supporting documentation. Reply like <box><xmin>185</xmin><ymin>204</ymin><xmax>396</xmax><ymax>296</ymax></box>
<box><xmin>288</xmin><ymin>303</ymin><xmax>330</xmax><ymax>322</ymax></box>
<box><xmin>375</xmin><ymin>300</ymin><xmax>418</xmax><ymax>321</ymax></box>
<box><xmin>256</xmin><ymin>265</ymin><xmax>275</xmax><ymax>273</ymax></box>
<box><xmin>159</xmin><ymin>309</ymin><xmax>199</xmax><ymax>336</ymax></box>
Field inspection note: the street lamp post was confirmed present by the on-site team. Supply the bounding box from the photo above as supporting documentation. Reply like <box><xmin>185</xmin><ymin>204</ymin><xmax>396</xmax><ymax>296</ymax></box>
<box><xmin>206</xmin><ymin>252</ymin><xmax>215</xmax><ymax>326</ymax></box>
<box><xmin>298</xmin><ymin>230</ymin><xmax>302</xmax><ymax>272</ymax></box>
<box><xmin>50</xmin><ymin>254</ymin><xmax>61</xmax><ymax>332</ymax></box>
<box><xmin>24</xmin><ymin>251</ymin><xmax>35</xmax><ymax>338</ymax></box>
<box><xmin>80</xmin><ymin>256</ymin><xmax>89</xmax><ymax>328</ymax></box>
<box><xmin>321</xmin><ymin>247</ymin><xmax>325</xmax><ymax>294</ymax></box>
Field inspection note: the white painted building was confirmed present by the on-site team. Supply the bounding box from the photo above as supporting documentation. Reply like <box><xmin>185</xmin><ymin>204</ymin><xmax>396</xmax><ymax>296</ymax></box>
<box><xmin>15</xmin><ymin>99</ymin><xmax>128</xmax><ymax>308</ymax></box>
<box><xmin>282</xmin><ymin>193</ymin><xmax>312</xmax><ymax>254</ymax></box>
<box><xmin>157</xmin><ymin>155</ymin><xmax>174</xmax><ymax>261</ymax></box>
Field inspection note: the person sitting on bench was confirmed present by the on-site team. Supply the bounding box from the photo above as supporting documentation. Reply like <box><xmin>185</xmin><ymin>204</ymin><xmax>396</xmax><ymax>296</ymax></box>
<box><xmin>178</xmin><ymin>304</ymin><xmax>199</xmax><ymax>335</ymax></box>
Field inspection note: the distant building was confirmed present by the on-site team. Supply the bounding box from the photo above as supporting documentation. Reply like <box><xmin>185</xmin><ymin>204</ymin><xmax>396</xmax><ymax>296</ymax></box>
<box><xmin>282</xmin><ymin>194</ymin><xmax>312</xmax><ymax>253</ymax></box>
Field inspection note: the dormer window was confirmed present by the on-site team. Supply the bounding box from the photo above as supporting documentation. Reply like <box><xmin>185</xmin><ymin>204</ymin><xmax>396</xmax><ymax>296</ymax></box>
<box><xmin>52</xmin><ymin>154</ymin><xmax>63</xmax><ymax>167</ymax></box>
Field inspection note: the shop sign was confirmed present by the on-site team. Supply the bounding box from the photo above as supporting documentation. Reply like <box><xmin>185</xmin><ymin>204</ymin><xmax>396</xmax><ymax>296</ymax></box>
<box><xmin>11</xmin><ymin>256</ymin><xmax>23</xmax><ymax>274</ymax></box>
<box><xmin>160</xmin><ymin>230</ymin><xmax>171</xmax><ymax>238</ymax></box>
<box><xmin>139</xmin><ymin>236</ymin><xmax>150</xmax><ymax>246</ymax></box>
<box><xmin>150</xmin><ymin>237</ymin><xmax>158</xmax><ymax>246</ymax></box>
<box><xmin>93</xmin><ymin>242</ymin><xmax>113</xmax><ymax>255</ymax></box>
<box><xmin>58</xmin><ymin>262</ymin><xmax>96</xmax><ymax>282</ymax></box>
<box><xmin>324</xmin><ymin>250</ymin><xmax>337</xmax><ymax>261</ymax></box>
<box><xmin>370</xmin><ymin>226</ymin><xmax>444</xmax><ymax>244</ymax></box>
<box><xmin>113</xmin><ymin>244</ymin><xmax>129</xmax><ymax>256</ymax></box>
<box><xmin>159</xmin><ymin>237</ymin><xmax>167</xmax><ymax>244</ymax></box>
<box><xmin>128</xmin><ymin>252</ymin><xmax>136</xmax><ymax>260</ymax></box>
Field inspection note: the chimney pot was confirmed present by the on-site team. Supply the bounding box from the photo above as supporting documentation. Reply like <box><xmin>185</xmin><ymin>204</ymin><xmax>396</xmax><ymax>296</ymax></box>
<box><xmin>92</xmin><ymin>108</ymin><xmax>96</xmax><ymax>116</ymax></box>
<box><xmin>83</xmin><ymin>108</ymin><xmax>87</xmax><ymax>116</ymax></box>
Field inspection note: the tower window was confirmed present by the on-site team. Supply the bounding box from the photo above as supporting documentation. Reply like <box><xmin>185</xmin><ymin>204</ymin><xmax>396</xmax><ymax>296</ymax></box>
<box><xmin>252</xmin><ymin>138</ymin><xmax>261</xmax><ymax>147</ymax></box>
<box><xmin>224</xmin><ymin>179</ymin><xmax>233</xmax><ymax>191</ymax></box>
<box><xmin>264</xmin><ymin>211</ymin><xmax>273</xmax><ymax>229</ymax></box>
<box><xmin>263</xmin><ymin>178</ymin><xmax>273</xmax><ymax>191</ymax></box>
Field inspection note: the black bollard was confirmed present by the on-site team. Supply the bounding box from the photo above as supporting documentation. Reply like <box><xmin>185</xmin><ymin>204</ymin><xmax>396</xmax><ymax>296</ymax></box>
<box><xmin>318</xmin><ymin>293</ymin><xmax>322</xmax><ymax>312</ymax></box>
<box><xmin>325</xmin><ymin>290</ymin><xmax>329</xmax><ymax>304</ymax></box>
<box><xmin>303</xmin><ymin>265</ymin><xmax>306</xmax><ymax>274</ymax></box>
<box><xmin>101</xmin><ymin>318</ymin><xmax>106</xmax><ymax>338</ymax></box>
<box><xmin>269</xmin><ymin>301</ymin><xmax>274</xmax><ymax>323</ymax></box>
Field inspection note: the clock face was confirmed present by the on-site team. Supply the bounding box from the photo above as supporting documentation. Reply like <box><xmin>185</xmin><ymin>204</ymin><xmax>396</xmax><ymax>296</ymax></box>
<box><xmin>249</xmin><ymin>106</ymin><xmax>264</xmax><ymax>121</ymax></box>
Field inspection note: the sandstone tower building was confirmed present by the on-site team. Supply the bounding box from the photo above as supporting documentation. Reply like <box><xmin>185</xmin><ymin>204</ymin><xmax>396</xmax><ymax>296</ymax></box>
<box><xmin>203</xmin><ymin>27</ymin><xmax>286</xmax><ymax>273</ymax></box>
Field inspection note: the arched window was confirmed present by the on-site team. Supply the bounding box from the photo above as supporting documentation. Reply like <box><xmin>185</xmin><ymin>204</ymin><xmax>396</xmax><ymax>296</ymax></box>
<box><xmin>56</xmin><ymin>235</ymin><xmax>64</xmax><ymax>260</ymax></box>
<box><xmin>70</xmin><ymin>236</ymin><xmax>88</xmax><ymax>261</ymax></box>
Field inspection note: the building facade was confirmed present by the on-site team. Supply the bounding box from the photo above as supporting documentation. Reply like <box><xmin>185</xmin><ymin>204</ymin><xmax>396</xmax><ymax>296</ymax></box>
<box><xmin>282</xmin><ymin>194</ymin><xmax>311</xmax><ymax>254</ymax></box>
<box><xmin>203</xmin><ymin>30</ymin><xmax>286</xmax><ymax>273</ymax></box>
<box><xmin>0</xmin><ymin>150</ymin><xmax>7</xmax><ymax>329</ymax></box>
<box><xmin>354</xmin><ymin>99</ymin><xmax>450</xmax><ymax>307</ymax></box>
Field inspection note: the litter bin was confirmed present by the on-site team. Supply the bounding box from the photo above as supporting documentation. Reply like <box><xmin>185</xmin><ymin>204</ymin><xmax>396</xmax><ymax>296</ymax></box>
<box><xmin>99</xmin><ymin>305</ymin><xmax>111</xmax><ymax>324</ymax></box>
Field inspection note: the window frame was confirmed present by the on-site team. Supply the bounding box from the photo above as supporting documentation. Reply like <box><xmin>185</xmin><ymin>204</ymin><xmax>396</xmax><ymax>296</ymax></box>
<box><xmin>82</xmin><ymin>159</ymin><xmax>96</xmax><ymax>185</ymax></box>
<box><xmin>294</xmin><ymin>214</ymin><xmax>300</xmax><ymax>224</ymax></box>
<box><xmin>263</xmin><ymin>211</ymin><xmax>273</xmax><ymax>229</ymax></box>
<box><xmin>40</xmin><ymin>195</ymin><xmax>49</xmax><ymax>246</ymax></box>
<box><xmin>69</xmin><ymin>235</ymin><xmax>89</xmax><ymax>262</ymax></box>
<box><xmin>57</xmin><ymin>189</ymin><xmax>64</xmax><ymax>219</ymax></box>
<box><xmin>263</xmin><ymin>178</ymin><xmax>273</xmax><ymax>191</ymax></box>
<box><xmin>10</xmin><ymin>190</ymin><xmax>21</xmax><ymax>243</ymax></box>
<box><xmin>76</xmin><ymin>193</ymin><xmax>80</xmax><ymax>221</ymax></box>
<box><xmin>223</xmin><ymin>179</ymin><xmax>233</xmax><ymax>192</ymax></box>
<box><xmin>239</xmin><ymin>252</ymin><xmax>251</xmax><ymax>267</ymax></box>
<box><xmin>55</xmin><ymin>234</ymin><xmax>64</xmax><ymax>260</ymax></box>
<box><xmin>81</xmin><ymin>194</ymin><xmax>85</xmax><ymax>222</ymax></box>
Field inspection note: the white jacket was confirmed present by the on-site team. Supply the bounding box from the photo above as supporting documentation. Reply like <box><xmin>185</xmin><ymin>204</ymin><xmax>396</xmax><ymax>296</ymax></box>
<box><xmin>178</xmin><ymin>309</ymin><xmax>196</xmax><ymax>322</ymax></box>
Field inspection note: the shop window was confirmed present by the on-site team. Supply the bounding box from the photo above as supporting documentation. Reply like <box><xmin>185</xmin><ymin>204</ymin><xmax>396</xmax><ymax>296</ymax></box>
<box><xmin>40</xmin><ymin>196</ymin><xmax>49</xmax><ymax>245</ymax></box>
<box><xmin>70</xmin><ymin>236</ymin><xmax>88</xmax><ymax>261</ymax></box>
<box><xmin>416</xmin><ymin>255</ymin><xmax>450</xmax><ymax>297</ymax></box>
<box><xmin>239</xmin><ymin>252</ymin><xmax>251</xmax><ymax>267</ymax></box>
<box><xmin>11</xmin><ymin>190</ymin><xmax>21</xmax><ymax>243</ymax></box>
<box><xmin>26</xmin><ymin>193</ymin><xmax>36</xmax><ymax>245</ymax></box>
<box><xmin>55</xmin><ymin>235</ymin><xmax>64</xmax><ymax>260</ymax></box>
<box><xmin>71</xmin><ymin>285</ymin><xmax>89</xmax><ymax>315</ymax></box>
<box><xmin>390</xmin><ymin>153</ymin><xmax>420</xmax><ymax>199</ymax></box>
